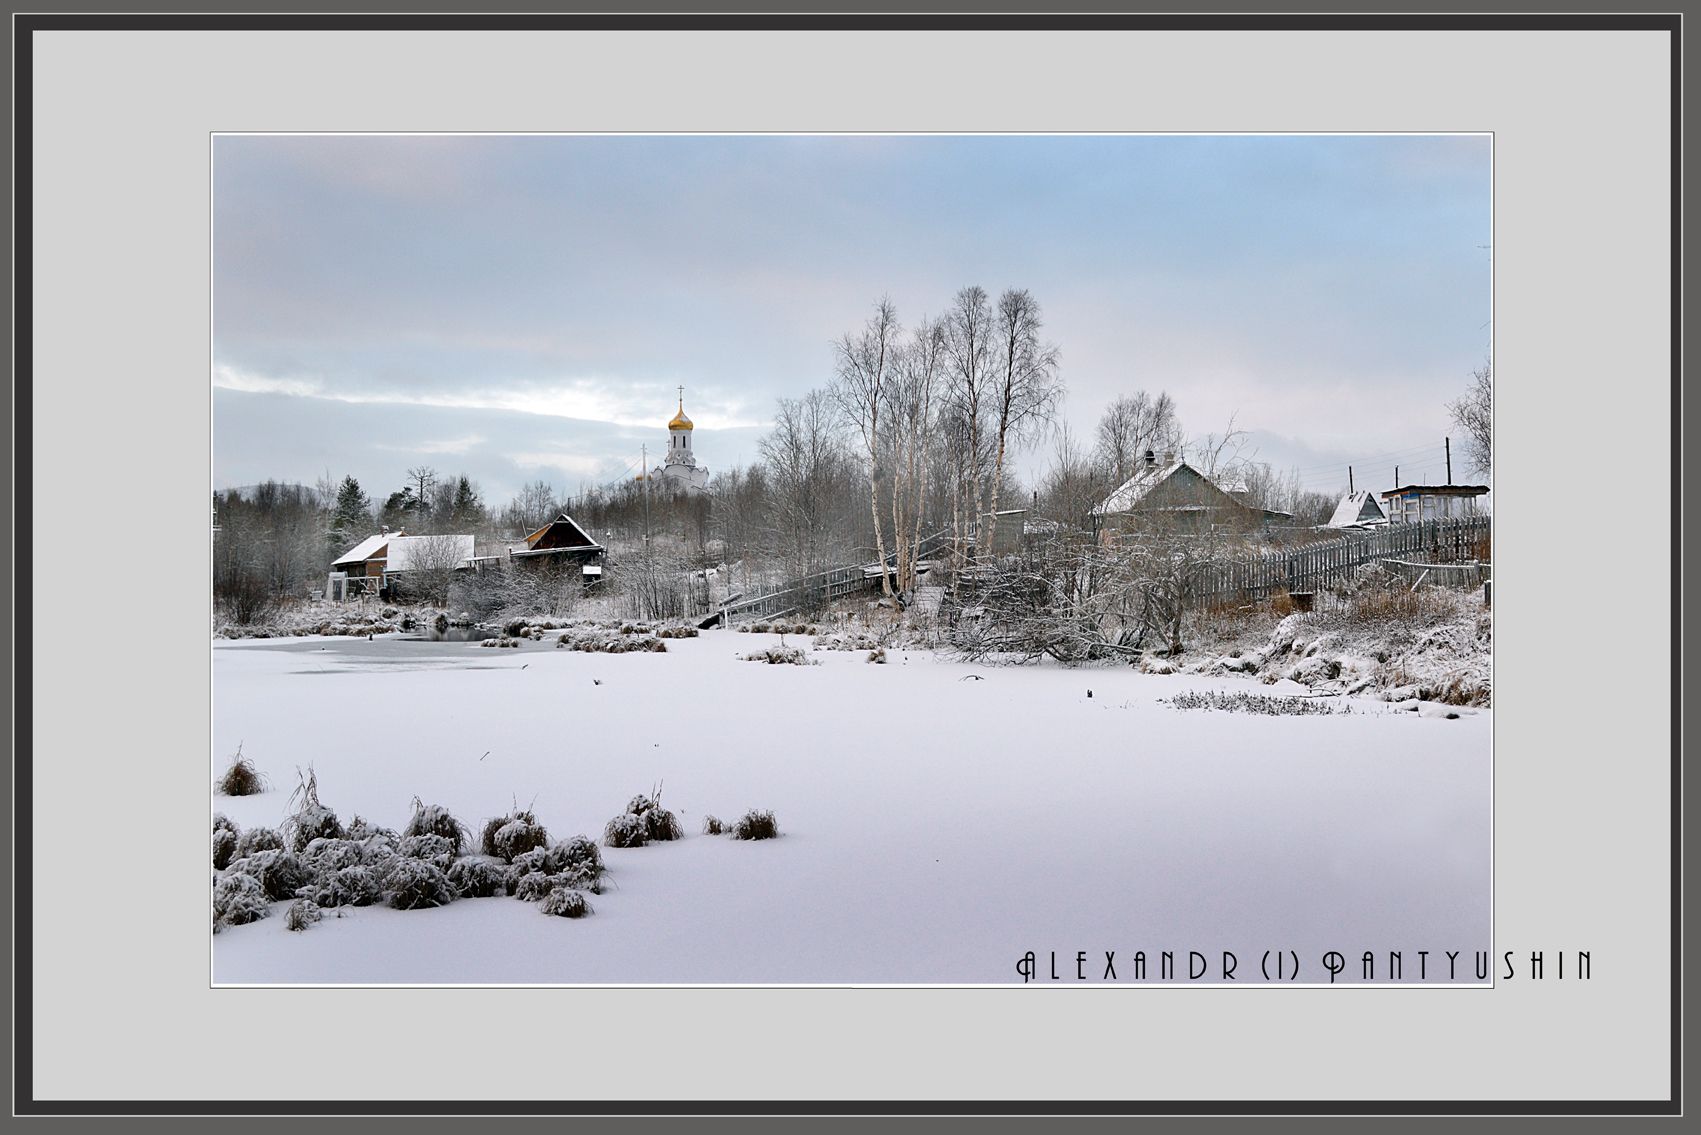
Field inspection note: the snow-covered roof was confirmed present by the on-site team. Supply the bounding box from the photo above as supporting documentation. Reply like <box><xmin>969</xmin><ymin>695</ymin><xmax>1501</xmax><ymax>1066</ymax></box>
<box><xmin>384</xmin><ymin>534</ymin><xmax>475</xmax><ymax>572</ymax></box>
<box><xmin>331</xmin><ymin>531</ymin><xmax>403</xmax><ymax>567</ymax></box>
<box><xmin>1088</xmin><ymin>458</ymin><xmax>1255</xmax><ymax>517</ymax></box>
<box><xmin>1327</xmin><ymin>491</ymin><xmax>1386</xmax><ymax>528</ymax></box>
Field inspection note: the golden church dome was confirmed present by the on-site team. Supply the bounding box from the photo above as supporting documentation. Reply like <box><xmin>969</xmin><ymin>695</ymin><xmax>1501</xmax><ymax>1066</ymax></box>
<box><xmin>668</xmin><ymin>400</ymin><xmax>693</xmax><ymax>431</ymax></box>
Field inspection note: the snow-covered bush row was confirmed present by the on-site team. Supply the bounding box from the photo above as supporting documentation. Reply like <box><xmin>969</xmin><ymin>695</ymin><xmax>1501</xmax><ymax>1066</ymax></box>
<box><xmin>554</xmin><ymin>628</ymin><xmax>668</xmax><ymax>653</ymax></box>
<box><xmin>212</xmin><ymin>785</ymin><xmax>778</xmax><ymax>934</ymax></box>
<box><xmin>214</xmin><ymin>600</ymin><xmax>418</xmax><ymax>640</ymax></box>
<box><xmin>737</xmin><ymin>621</ymin><xmax>820</xmax><ymax>635</ymax></box>
<box><xmin>1163</xmin><ymin>689</ymin><xmax>1350</xmax><ymax>716</ymax></box>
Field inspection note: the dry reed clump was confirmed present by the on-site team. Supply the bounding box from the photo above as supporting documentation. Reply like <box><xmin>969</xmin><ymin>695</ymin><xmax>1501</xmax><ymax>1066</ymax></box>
<box><xmin>511</xmin><ymin>836</ymin><xmax>607</xmax><ymax>894</ymax></box>
<box><xmin>234</xmin><ymin>825</ymin><xmax>284</xmax><ymax>860</ymax></box>
<box><xmin>283</xmin><ymin>766</ymin><xmax>344</xmax><ymax>852</ymax></box>
<box><xmin>654</xmin><ymin>624</ymin><xmax>699</xmax><ymax>639</ymax></box>
<box><xmin>866</xmin><ymin>648</ymin><xmax>887</xmax><ymax>664</ymax></box>
<box><xmin>731</xmin><ymin>810</ymin><xmax>779</xmax><ymax>841</ymax></box>
<box><xmin>512</xmin><ymin>870</ymin><xmax>570</xmax><ymax>902</ymax></box>
<box><xmin>285</xmin><ymin>898</ymin><xmax>323</xmax><ymax>932</ymax></box>
<box><xmin>701</xmin><ymin>815</ymin><xmax>725</xmax><ymax>835</ymax></box>
<box><xmin>216</xmin><ymin>744</ymin><xmax>267</xmax><ymax>796</ymax></box>
<box><xmin>539</xmin><ymin>889</ymin><xmax>592</xmax><ymax>918</ymax></box>
<box><xmin>344</xmin><ymin>815</ymin><xmax>395</xmax><ymax>843</ymax></box>
<box><xmin>402</xmin><ymin>799</ymin><xmax>469</xmax><ymax>854</ymax></box>
<box><xmin>600</xmin><ymin>788</ymin><xmax>683</xmax><ymax>846</ymax></box>
<box><xmin>447</xmin><ymin>857</ymin><xmax>508</xmax><ymax>898</ymax></box>
<box><xmin>739</xmin><ymin>645</ymin><xmax>816</xmax><ymax>666</ymax></box>
<box><xmin>480</xmin><ymin>809</ymin><xmax>551</xmax><ymax>863</ymax></box>
<box><xmin>385</xmin><ymin>857</ymin><xmax>455</xmax><ymax>910</ymax></box>
<box><xmin>1270</xmin><ymin>590</ymin><xmax>1296</xmax><ymax>618</ymax></box>
<box><xmin>213</xmin><ymin>871</ymin><xmax>270</xmax><ymax>927</ymax></box>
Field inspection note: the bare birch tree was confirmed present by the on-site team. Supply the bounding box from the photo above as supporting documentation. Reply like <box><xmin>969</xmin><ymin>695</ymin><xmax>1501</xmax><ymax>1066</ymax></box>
<box><xmin>830</xmin><ymin>297</ymin><xmax>900</xmax><ymax>596</ymax></box>
<box><xmin>1448</xmin><ymin>359</ymin><xmax>1492</xmax><ymax>476</ymax></box>
<box><xmin>982</xmin><ymin>288</ymin><xmax>1062</xmax><ymax>558</ymax></box>
<box><xmin>943</xmin><ymin>286</ymin><xmax>996</xmax><ymax>569</ymax></box>
<box><xmin>887</xmin><ymin>315</ymin><xmax>946</xmax><ymax>593</ymax></box>
<box><xmin>1095</xmin><ymin>391</ymin><xmax>1182</xmax><ymax>486</ymax></box>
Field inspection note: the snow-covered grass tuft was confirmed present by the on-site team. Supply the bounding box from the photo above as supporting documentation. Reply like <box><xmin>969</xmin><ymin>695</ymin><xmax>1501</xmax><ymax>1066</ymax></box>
<box><xmin>730</xmin><ymin>810</ymin><xmax>779</xmax><ymax>841</ymax></box>
<box><xmin>867</xmin><ymin>648</ymin><xmax>887</xmax><ymax>664</ymax></box>
<box><xmin>212</xmin><ymin>825</ymin><xmax>238</xmax><ymax>871</ymax></box>
<box><xmin>602</xmin><ymin>812</ymin><xmax>648</xmax><ymax>849</ymax></box>
<box><xmin>282</xmin><ymin>765</ymin><xmax>345</xmax><ymax>852</ymax></box>
<box><xmin>216</xmin><ymin>745</ymin><xmax>267</xmax><ymax>796</ymax></box>
<box><xmin>447</xmin><ymin>857</ymin><xmax>508</xmax><ymax>898</ymax></box>
<box><xmin>539</xmin><ymin>888</ymin><xmax>593</xmax><ymax>918</ymax></box>
<box><xmin>511</xmin><ymin>836</ymin><xmax>606</xmax><ymax>894</ymax></box>
<box><xmin>300</xmin><ymin>864</ymin><xmax>384</xmax><ymax>909</ymax></box>
<box><xmin>398</xmin><ymin>833</ymin><xmax>458</xmax><ymax>871</ymax></box>
<box><xmin>401</xmin><ymin>799</ymin><xmax>469</xmax><ymax>854</ymax></box>
<box><xmin>479</xmin><ymin>809</ymin><xmax>550</xmax><ymax>863</ymax></box>
<box><xmin>213</xmin><ymin>871</ymin><xmax>270</xmax><ymax>927</ymax></box>
<box><xmin>739</xmin><ymin>645</ymin><xmax>816</xmax><ymax>666</ymax></box>
<box><xmin>701</xmin><ymin>814</ymin><xmax>725</xmax><ymax>836</ymax></box>
<box><xmin>285</xmin><ymin>898</ymin><xmax>323</xmax><ymax>932</ymax></box>
<box><xmin>233</xmin><ymin>826</ymin><xmax>283</xmax><ymax>860</ymax></box>
<box><xmin>620</xmin><ymin>786</ymin><xmax>683</xmax><ymax>843</ymax></box>
<box><xmin>385</xmin><ymin>857</ymin><xmax>455</xmax><ymax>910</ymax></box>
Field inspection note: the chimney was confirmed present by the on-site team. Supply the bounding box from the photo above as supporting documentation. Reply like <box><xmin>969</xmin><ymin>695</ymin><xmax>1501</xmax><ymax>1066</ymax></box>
<box><xmin>1162</xmin><ymin>450</ymin><xmax>1176</xmax><ymax>466</ymax></box>
<box><xmin>1144</xmin><ymin>449</ymin><xmax>1157</xmax><ymax>468</ymax></box>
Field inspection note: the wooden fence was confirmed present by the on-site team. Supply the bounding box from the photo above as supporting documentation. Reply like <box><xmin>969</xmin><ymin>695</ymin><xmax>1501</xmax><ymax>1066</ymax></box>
<box><xmin>1187</xmin><ymin>517</ymin><xmax>1491</xmax><ymax>608</ymax></box>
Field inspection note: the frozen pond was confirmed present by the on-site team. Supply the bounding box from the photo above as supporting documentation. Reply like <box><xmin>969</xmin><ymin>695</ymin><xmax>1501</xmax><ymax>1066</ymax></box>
<box><xmin>212</xmin><ymin>630</ymin><xmax>1491</xmax><ymax>984</ymax></box>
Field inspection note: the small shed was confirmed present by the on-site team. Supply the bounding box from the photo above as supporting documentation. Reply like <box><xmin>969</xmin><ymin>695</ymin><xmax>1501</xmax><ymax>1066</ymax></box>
<box><xmin>1326</xmin><ymin>491</ymin><xmax>1387</xmax><ymax>529</ymax></box>
<box><xmin>1380</xmin><ymin>484</ymin><xmax>1489</xmax><ymax>524</ymax></box>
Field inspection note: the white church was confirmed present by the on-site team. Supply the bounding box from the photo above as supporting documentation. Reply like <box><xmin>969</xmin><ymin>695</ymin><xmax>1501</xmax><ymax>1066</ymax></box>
<box><xmin>641</xmin><ymin>389</ymin><xmax>710</xmax><ymax>494</ymax></box>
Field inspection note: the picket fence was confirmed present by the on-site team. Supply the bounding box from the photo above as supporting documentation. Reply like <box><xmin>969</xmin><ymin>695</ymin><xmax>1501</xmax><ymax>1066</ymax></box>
<box><xmin>1185</xmin><ymin>517</ymin><xmax>1492</xmax><ymax>609</ymax></box>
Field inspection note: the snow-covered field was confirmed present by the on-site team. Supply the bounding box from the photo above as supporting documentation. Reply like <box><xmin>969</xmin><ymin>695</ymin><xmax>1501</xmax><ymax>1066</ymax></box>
<box><xmin>212</xmin><ymin>631</ymin><xmax>1490</xmax><ymax>984</ymax></box>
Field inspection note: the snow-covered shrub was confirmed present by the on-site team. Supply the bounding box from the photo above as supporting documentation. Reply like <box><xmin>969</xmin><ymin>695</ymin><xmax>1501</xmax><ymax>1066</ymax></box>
<box><xmin>701</xmin><ymin>815</ymin><xmax>725</xmax><ymax>835</ymax></box>
<box><xmin>398</xmin><ymin>833</ymin><xmax>458</xmax><ymax>871</ymax></box>
<box><xmin>654</xmin><ymin>624</ymin><xmax>699</xmax><ymax>639</ymax></box>
<box><xmin>213</xmin><ymin>813</ymin><xmax>238</xmax><ymax>834</ymax></box>
<box><xmin>867</xmin><ymin>648</ymin><xmax>887</xmax><ymax>664</ymax></box>
<box><xmin>618</xmin><ymin>788</ymin><xmax>681</xmax><ymax>842</ymax></box>
<box><xmin>538</xmin><ymin>888</ymin><xmax>592</xmax><ymax>918</ymax></box>
<box><xmin>234</xmin><ymin>825</ymin><xmax>283</xmax><ymax>860</ymax></box>
<box><xmin>602</xmin><ymin>812</ymin><xmax>649</xmax><ymax>849</ymax></box>
<box><xmin>731</xmin><ymin>810</ymin><xmax>779</xmax><ymax>840</ymax></box>
<box><xmin>550</xmin><ymin>836</ymin><xmax>606</xmax><ymax>892</ymax></box>
<box><xmin>285</xmin><ymin>898</ymin><xmax>323</xmax><ymax>932</ymax></box>
<box><xmin>402</xmin><ymin>799</ymin><xmax>469</xmax><ymax>853</ymax></box>
<box><xmin>216</xmin><ymin>747</ymin><xmax>266</xmax><ymax>796</ymax></box>
<box><xmin>480</xmin><ymin>810</ymin><xmax>550</xmax><ymax>863</ymax></box>
<box><xmin>300</xmin><ymin>837</ymin><xmax>365</xmax><ymax>874</ymax></box>
<box><xmin>301</xmin><ymin>864</ymin><xmax>384</xmax><ymax>909</ymax></box>
<box><xmin>344</xmin><ymin>815</ymin><xmax>396</xmax><ymax>843</ymax></box>
<box><xmin>213</xmin><ymin>871</ymin><xmax>270</xmax><ymax>927</ymax></box>
<box><xmin>212</xmin><ymin>826</ymin><xmax>238</xmax><ymax>871</ymax></box>
<box><xmin>226</xmin><ymin>849</ymin><xmax>311</xmax><ymax>901</ymax></box>
<box><xmin>385</xmin><ymin>857</ymin><xmax>455</xmax><ymax>910</ymax></box>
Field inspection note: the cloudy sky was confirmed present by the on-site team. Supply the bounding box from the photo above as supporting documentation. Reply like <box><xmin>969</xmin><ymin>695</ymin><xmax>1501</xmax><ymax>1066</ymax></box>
<box><xmin>213</xmin><ymin>133</ymin><xmax>1490</xmax><ymax>507</ymax></box>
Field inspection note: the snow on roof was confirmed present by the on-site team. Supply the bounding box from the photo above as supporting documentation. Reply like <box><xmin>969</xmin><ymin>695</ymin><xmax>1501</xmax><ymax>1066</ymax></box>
<box><xmin>383</xmin><ymin>534</ymin><xmax>475</xmax><ymax>572</ymax></box>
<box><xmin>1090</xmin><ymin>460</ymin><xmax>1184</xmax><ymax>516</ymax></box>
<box><xmin>1327</xmin><ymin>491</ymin><xmax>1386</xmax><ymax>528</ymax></box>
<box><xmin>331</xmin><ymin>531</ymin><xmax>402</xmax><ymax>566</ymax></box>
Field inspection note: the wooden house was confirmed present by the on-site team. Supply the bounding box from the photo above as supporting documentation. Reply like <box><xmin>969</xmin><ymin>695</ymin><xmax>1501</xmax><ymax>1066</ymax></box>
<box><xmin>509</xmin><ymin>512</ymin><xmax>607</xmax><ymax>579</ymax></box>
<box><xmin>1379</xmin><ymin>484</ymin><xmax>1488</xmax><ymax>524</ymax></box>
<box><xmin>329</xmin><ymin>529</ymin><xmax>406</xmax><ymax>594</ymax></box>
<box><xmin>1090</xmin><ymin>452</ymin><xmax>1284</xmax><ymax>536</ymax></box>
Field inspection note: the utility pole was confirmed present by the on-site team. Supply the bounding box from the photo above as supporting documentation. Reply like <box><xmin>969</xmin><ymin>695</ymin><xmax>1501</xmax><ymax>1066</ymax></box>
<box><xmin>1348</xmin><ymin>466</ymin><xmax>1354</xmax><ymax>495</ymax></box>
<box><xmin>1444</xmin><ymin>437</ymin><xmax>1452</xmax><ymax>484</ymax></box>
